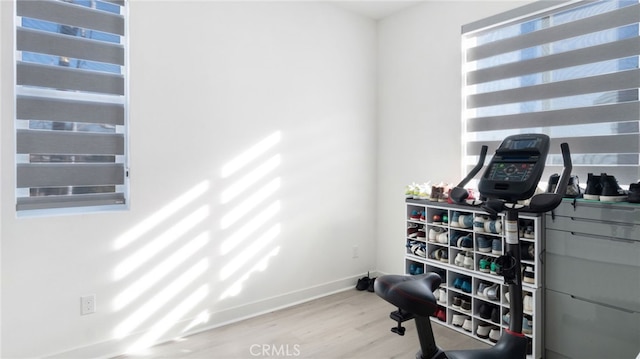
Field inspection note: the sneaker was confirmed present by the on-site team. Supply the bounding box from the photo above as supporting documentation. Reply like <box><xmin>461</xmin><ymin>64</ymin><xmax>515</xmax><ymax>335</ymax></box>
<box><xmin>367</xmin><ymin>277</ymin><xmax>376</xmax><ymax>292</ymax></box>
<box><xmin>439</xmin><ymin>250</ymin><xmax>449</xmax><ymax>263</ymax></box>
<box><xmin>600</xmin><ymin>173</ymin><xmax>627</xmax><ymax>202</ymax></box>
<box><xmin>523</xmin><ymin>316</ymin><xmax>533</xmax><ymax>334</ymax></box>
<box><xmin>462</xmin><ymin>317</ymin><xmax>473</xmax><ymax>332</ymax></box>
<box><xmin>463</xmin><ymin>252</ymin><xmax>474</xmax><ymax>269</ymax></box>
<box><xmin>438</xmin><ymin>288</ymin><xmax>447</xmax><ymax>304</ymax></box>
<box><xmin>405</xmin><ymin>184</ymin><xmax>415</xmax><ymax>198</ymax></box>
<box><xmin>523</xmin><ymin>226</ymin><xmax>535</xmax><ymax>239</ymax></box>
<box><xmin>478</xmin><ymin>303</ymin><xmax>493</xmax><ymax>320</ymax></box>
<box><xmin>450</xmin><ymin>211</ymin><xmax>461</xmax><ymax>228</ymax></box>
<box><xmin>458</xmin><ymin>235</ymin><xmax>474</xmax><ymax>251</ymax></box>
<box><xmin>436</xmin><ymin>307</ymin><xmax>446</xmax><ymax>322</ymax></box>
<box><xmin>484</xmin><ymin>283</ymin><xmax>500</xmax><ymax>301</ymax></box>
<box><xmin>502</xmin><ymin>312</ymin><xmax>510</xmax><ymax>325</ymax></box>
<box><xmin>417</xmin><ymin>227</ymin><xmax>426</xmax><ymax>240</ymax></box>
<box><xmin>565</xmin><ymin>175</ymin><xmax>581</xmax><ymax>198</ymax></box>
<box><xmin>429</xmin><ymin>248</ymin><xmax>442</xmax><ymax>260</ymax></box>
<box><xmin>584</xmin><ymin>173</ymin><xmax>602</xmax><ymax>200</ymax></box>
<box><xmin>476</xmin><ymin>236</ymin><xmax>492</xmax><ymax>252</ymax></box>
<box><xmin>523</xmin><ymin>266</ymin><xmax>535</xmax><ymax>284</ymax></box>
<box><xmin>407</xmin><ymin>224</ymin><xmax>419</xmax><ymax>238</ymax></box>
<box><xmin>476</xmin><ymin>322</ymin><xmax>493</xmax><ymax>339</ymax></box>
<box><xmin>356</xmin><ymin>275</ymin><xmax>370</xmax><ymax>290</ymax></box>
<box><xmin>450</xmin><ymin>232</ymin><xmax>462</xmax><ymax>247</ymax></box>
<box><xmin>521</xmin><ymin>242</ymin><xmax>534</xmax><ymax>260</ymax></box>
<box><xmin>437</xmin><ymin>231</ymin><xmax>449</xmax><ymax>244</ymax></box>
<box><xmin>460</xmin><ymin>299</ymin><xmax>472</xmax><ymax>313</ymax></box>
<box><xmin>453</xmin><ymin>278</ymin><xmax>463</xmax><ymax>290</ymax></box>
<box><xmin>459</xmin><ymin>214</ymin><xmax>474</xmax><ymax>229</ymax></box>
<box><xmin>428</xmin><ymin>227</ymin><xmax>445</xmax><ymax>242</ymax></box>
<box><xmin>628</xmin><ymin>182</ymin><xmax>640</xmax><ymax>203</ymax></box>
<box><xmin>477</xmin><ymin>282</ymin><xmax>490</xmax><ymax>298</ymax></box>
<box><xmin>485</xmin><ymin>220</ymin><xmax>502</xmax><ymax>234</ymax></box>
<box><xmin>490</xmin><ymin>307</ymin><xmax>500</xmax><ymax>323</ymax></box>
<box><xmin>452</xmin><ymin>296</ymin><xmax>463</xmax><ymax>309</ymax></box>
<box><xmin>452</xmin><ymin>313</ymin><xmax>467</xmax><ymax>327</ymax></box>
<box><xmin>474</xmin><ymin>215</ymin><xmax>488</xmax><ymax>232</ymax></box>
<box><xmin>491</xmin><ymin>239</ymin><xmax>502</xmax><ymax>255</ymax></box>
<box><xmin>454</xmin><ymin>252</ymin><xmax>465</xmax><ymax>267</ymax></box>
<box><xmin>409</xmin><ymin>209</ymin><xmax>421</xmax><ymax>221</ymax></box>
<box><xmin>546</xmin><ymin>173</ymin><xmax>559</xmax><ymax>193</ymax></box>
<box><xmin>524</xmin><ymin>293</ymin><xmax>533</xmax><ymax>312</ymax></box>
<box><xmin>460</xmin><ymin>279</ymin><xmax>472</xmax><ymax>293</ymax></box>
<box><xmin>489</xmin><ymin>327</ymin><xmax>501</xmax><ymax>343</ymax></box>
<box><xmin>430</xmin><ymin>186</ymin><xmax>442</xmax><ymax>202</ymax></box>
<box><xmin>479</xmin><ymin>257</ymin><xmax>491</xmax><ymax>273</ymax></box>
<box><xmin>490</xmin><ymin>260</ymin><xmax>501</xmax><ymax>275</ymax></box>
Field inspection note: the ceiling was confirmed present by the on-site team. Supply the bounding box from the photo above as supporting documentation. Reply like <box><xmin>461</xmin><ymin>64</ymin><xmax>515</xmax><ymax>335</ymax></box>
<box><xmin>331</xmin><ymin>1</ymin><xmax>426</xmax><ymax>20</ymax></box>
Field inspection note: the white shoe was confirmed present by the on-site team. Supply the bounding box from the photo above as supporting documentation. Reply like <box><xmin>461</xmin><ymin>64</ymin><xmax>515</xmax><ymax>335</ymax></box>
<box><xmin>452</xmin><ymin>314</ymin><xmax>466</xmax><ymax>327</ymax></box>
<box><xmin>438</xmin><ymin>288</ymin><xmax>447</xmax><ymax>304</ymax></box>
<box><xmin>489</xmin><ymin>328</ymin><xmax>501</xmax><ymax>343</ymax></box>
<box><xmin>524</xmin><ymin>293</ymin><xmax>533</xmax><ymax>312</ymax></box>
<box><xmin>462</xmin><ymin>317</ymin><xmax>473</xmax><ymax>332</ymax></box>
<box><xmin>463</xmin><ymin>252</ymin><xmax>474</xmax><ymax>269</ymax></box>
<box><xmin>454</xmin><ymin>253</ymin><xmax>465</xmax><ymax>267</ymax></box>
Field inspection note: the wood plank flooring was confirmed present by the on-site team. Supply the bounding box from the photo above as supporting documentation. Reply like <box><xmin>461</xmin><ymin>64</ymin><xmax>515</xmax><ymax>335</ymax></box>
<box><xmin>117</xmin><ymin>289</ymin><xmax>488</xmax><ymax>358</ymax></box>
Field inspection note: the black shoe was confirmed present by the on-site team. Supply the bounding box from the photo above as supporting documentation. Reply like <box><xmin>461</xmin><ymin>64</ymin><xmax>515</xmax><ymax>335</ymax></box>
<box><xmin>565</xmin><ymin>175</ymin><xmax>581</xmax><ymax>198</ymax></box>
<box><xmin>367</xmin><ymin>277</ymin><xmax>376</xmax><ymax>292</ymax></box>
<box><xmin>600</xmin><ymin>173</ymin><xmax>627</xmax><ymax>202</ymax></box>
<box><xmin>628</xmin><ymin>182</ymin><xmax>640</xmax><ymax>203</ymax></box>
<box><xmin>546</xmin><ymin>173</ymin><xmax>559</xmax><ymax>193</ymax></box>
<box><xmin>356</xmin><ymin>275</ymin><xmax>370</xmax><ymax>291</ymax></box>
<box><xmin>584</xmin><ymin>173</ymin><xmax>603</xmax><ymax>200</ymax></box>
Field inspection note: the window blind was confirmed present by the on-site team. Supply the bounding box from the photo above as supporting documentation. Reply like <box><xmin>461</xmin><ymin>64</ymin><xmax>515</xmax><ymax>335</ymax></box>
<box><xmin>15</xmin><ymin>0</ymin><xmax>128</xmax><ymax>212</ymax></box>
<box><xmin>462</xmin><ymin>0</ymin><xmax>640</xmax><ymax>187</ymax></box>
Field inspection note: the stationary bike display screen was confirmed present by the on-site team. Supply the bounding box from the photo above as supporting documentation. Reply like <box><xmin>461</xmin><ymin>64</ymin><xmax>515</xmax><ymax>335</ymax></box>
<box><xmin>479</xmin><ymin>134</ymin><xmax>550</xmax><ymax>202</ymax></box>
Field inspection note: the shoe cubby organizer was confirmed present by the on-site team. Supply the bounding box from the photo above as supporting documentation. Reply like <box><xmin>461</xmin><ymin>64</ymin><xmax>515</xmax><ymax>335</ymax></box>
<box><xmin>405</xmin><ymin>199</ymin><xmax>544</xmax><ymax>359</ymax></box>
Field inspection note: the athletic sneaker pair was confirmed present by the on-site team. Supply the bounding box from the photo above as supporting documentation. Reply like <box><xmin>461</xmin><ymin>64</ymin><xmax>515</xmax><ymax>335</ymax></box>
<box><xmin>584</xmin><ymin>173</ymin><xmax>628</xmax><ymax>202</ymax></box>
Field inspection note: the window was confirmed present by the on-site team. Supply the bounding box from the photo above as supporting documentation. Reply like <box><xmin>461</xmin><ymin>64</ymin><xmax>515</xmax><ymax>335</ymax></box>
<box><xmin>15</xmin><ymin>0</ymin><xmax>128</xmax><ymax>213</ymax></box>
<box><xmin>462</xmin><ymin>0</ymin><xmax>640</xmax><ymax>187</ymax></box>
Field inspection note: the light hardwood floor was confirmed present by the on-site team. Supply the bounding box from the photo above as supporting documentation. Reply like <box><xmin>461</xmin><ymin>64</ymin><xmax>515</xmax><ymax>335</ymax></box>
<box><xmin>117</xmin><ymin>289</ymin><xmax>488</xmax><ymax>358</ymax></box>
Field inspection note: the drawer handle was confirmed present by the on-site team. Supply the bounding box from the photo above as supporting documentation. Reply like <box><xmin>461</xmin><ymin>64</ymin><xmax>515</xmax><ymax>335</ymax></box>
<box><xmin>569</xmin><ymin>216</ymin><xmax>634</xmax><ymax>227</ymax></box>
<box><xmin>569</xmin><ymin>231</ymin><xmax>637</xmax><ymax>244</ymax></box>
<box><xmin>570</xmin><ymin>295</ymin><xmax>639</xmax><ymax>314</ymax></box>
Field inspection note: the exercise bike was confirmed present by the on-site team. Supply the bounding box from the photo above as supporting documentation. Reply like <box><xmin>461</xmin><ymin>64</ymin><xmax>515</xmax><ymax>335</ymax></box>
<box><xmin>375</xmin><ymin>134</ymin><xmax>572</xmax><ymax>359</ymax></box>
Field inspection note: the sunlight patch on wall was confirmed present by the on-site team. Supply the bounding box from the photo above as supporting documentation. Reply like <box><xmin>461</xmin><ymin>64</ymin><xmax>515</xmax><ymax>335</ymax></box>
<box><xmin>220</xmin><ymin>200</ymin><xmax>280</xmax><ymax>255</ymax></box>
<box><xmin>217</xmin><ymin>131</ymin><xmax>283</xmax><ymax>302</ymax></box>
<box><xmin>113</xmin><ymin>232</ymin><xmax>210</xmax><ymax>311</ymax></box>
<box><xmin>125</xmin><ymin>284</ymin><xmax>210</xmax><ymax>355</ymax></box>
<box><xmin>219</xmin><ymin>177</ymin><xmax>280</xmax><ymax>230</ymax></box>
<box><xmin>220</xmin><ymin>154</ymin><xmax>281</xmax><ymax>204</ymax></box>
<box><xmin>113</xmin><ymin>205</ymin><xmax>210</xmax><ymax>281</ymax></box>
<box><xmin>219</xmin><ymin>246</ymin><xmax>281</xmax><ymax>300</ymax></box>
<box><xmin>219</xmin><ymin>223</ymin><xmax>281</xmax><ymax>281</ymax></box>
<box><xmin>114</xmin><ymin>259</ymin><xmax>209</xmax><ymax>339</ymax></box>
<box><xmin>113</xmin><ymin>181</ymin><xmax>210</xmax><ymax>250</ymax></box>
<box><xmin>221</xmin><ymin>131</ymin><xmax>281</xmax><ymax>178</ymax></box>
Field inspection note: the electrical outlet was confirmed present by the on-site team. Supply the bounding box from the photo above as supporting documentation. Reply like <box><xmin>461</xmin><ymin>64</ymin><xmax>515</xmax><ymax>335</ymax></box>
<box><xmin>352</xmin><ymin>245</ymin><xmax>359</xmax><ymax>259</ymax></box>
<box><xmin>81</xmin><ymin>295</ymin><xmax>96</xmax><ymax>315</ymax></box>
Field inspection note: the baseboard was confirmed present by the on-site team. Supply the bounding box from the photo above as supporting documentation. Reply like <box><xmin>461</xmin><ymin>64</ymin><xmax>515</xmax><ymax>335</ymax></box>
<box><xmin>45</xmin><ymin>272</ymin><xmax>380</xmax><ymax>359</ymax></box>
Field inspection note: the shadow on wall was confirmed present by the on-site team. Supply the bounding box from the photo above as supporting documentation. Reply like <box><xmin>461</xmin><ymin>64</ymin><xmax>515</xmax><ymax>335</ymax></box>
<box><xmin>110</xmin><ymin>131</ymin><xmax>283</xmax><ymax>354</ymax></box>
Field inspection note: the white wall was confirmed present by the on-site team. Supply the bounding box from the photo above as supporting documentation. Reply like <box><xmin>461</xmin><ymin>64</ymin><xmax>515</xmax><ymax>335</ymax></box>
<box><xmin>375</xmin><ymin>1</ymin><xmax>534</xmax><ymax>275</ymax></box>
<box><xmin>1</xmin><ymin>1</ymin><xmax>377</xmax><ymax>357</ymax></box>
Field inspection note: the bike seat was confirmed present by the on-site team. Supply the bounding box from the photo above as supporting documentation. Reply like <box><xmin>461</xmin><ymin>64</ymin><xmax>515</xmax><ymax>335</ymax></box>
<box><xmin>374</xmin><ymin>272</ymin><xmax>441</xmax><ymax>317</ymax></box>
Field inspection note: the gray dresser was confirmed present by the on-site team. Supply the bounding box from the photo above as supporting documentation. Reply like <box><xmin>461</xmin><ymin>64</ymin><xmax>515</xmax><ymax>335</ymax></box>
<box><xmin>544</xmin><ymin>200</ymin><xmax>640</xmax><ymax>359</ymax></box>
